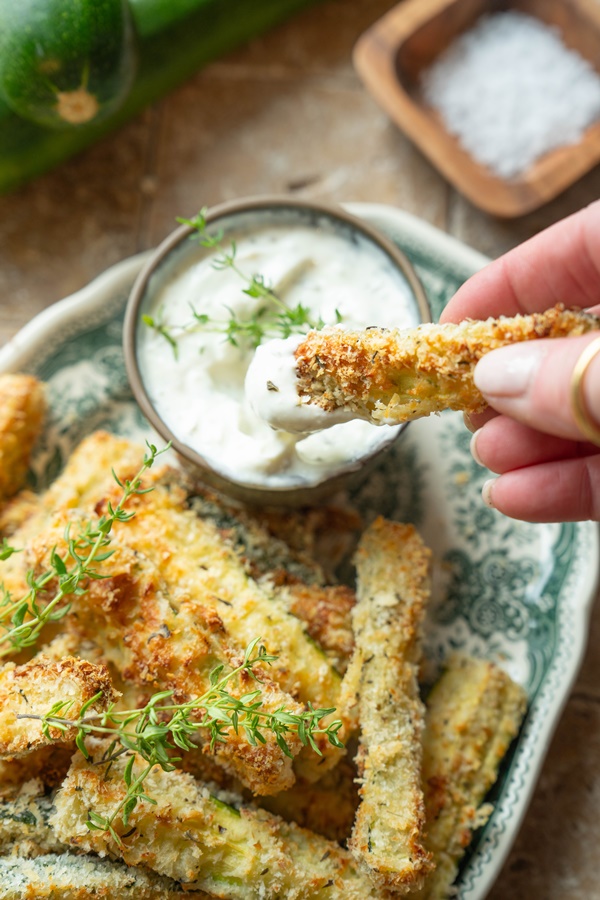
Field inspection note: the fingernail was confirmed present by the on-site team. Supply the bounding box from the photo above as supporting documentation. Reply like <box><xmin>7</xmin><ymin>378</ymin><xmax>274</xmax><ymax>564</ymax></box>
<box><xmin>475</xmin><ymin>343</ymin><xmax>546</xmax><ymax>397</ymax></box>
<box><xmin>482</xmin><ymin>478</ymin><xmax>497</xmax><ymax>508</ymax></box>
<box><xmin>463</xmin><ymin>412</ymin><xmax>476</xmax><ymax>433</ymax></box>
<box><xmin>470</xmin><ymin>429</ymin><xmax>484</xmax><ymax>466</ymax></box>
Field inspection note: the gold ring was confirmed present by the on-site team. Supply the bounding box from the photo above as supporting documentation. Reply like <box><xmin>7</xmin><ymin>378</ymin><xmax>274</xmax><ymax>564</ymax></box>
<box><xmin>570</xmin><ymin>335</ymin><xmax>600</xmax><ymax>446</ymax></box>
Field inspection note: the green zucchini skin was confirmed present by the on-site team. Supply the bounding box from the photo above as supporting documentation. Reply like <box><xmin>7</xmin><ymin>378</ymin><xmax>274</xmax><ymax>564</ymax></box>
<box><xmin>0</xmin><ymin>0</ymin><xmax>321</xmax><ymax>194</ymax></box>
<box><xmin>0</xmin><ymin>0</ymin><xmax>137</xmax><ymax>128</ymax></box>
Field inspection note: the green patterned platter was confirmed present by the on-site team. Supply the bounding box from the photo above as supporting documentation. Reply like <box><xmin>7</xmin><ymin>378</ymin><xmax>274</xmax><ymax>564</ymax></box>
<box><xmin>0</xmin><ymin>203</ymin><xmax>597</xmax><ymax>899</ymax></box>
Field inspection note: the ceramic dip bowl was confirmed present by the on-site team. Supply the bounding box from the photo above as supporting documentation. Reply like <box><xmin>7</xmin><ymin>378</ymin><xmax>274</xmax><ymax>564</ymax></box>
<box><xmin>124</xmin><ymin>196</ymin><xmax>430</xmax><ymax>505</ymax></box>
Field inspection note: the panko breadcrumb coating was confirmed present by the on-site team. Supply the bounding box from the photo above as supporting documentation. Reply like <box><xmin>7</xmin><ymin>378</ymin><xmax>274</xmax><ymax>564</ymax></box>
<box><xmin>295</xmin><ymin>305</ymin><xmax>600</xmax><ymax>424</ymax></box>
<box><xmin>0</xmin><ymin>375</ymin><xmax>45</xmax><ymax>503</ymax></box>
<box><xmin>0</xmin><ymin>656</ymin><xmax>118</xmax><ymax>758</ymax></box>
<box><xmin>348</xmin><ymin>518</ymin><xmax>433</xmax><ymax>892</ymax></box>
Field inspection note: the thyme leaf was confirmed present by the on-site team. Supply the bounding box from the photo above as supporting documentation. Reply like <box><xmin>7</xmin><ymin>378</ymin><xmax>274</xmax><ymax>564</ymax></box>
<box><xmin>0</xmin><ymin>538</ymin><xmax>19</xmax><ymax>561</ymax></box>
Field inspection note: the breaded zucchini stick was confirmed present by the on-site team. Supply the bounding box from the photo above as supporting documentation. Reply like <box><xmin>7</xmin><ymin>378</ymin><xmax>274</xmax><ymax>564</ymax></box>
<box><xmin>178</xmin><ymin>743</ymin><xmax>360</xmax><ymax>843</ymax></box>
<box><xmin>42</xmin><ymin>430</ymin><xmax>148</xmax><ymax>512</ymax></box>
<box><xmin>188</xmin><ymin>487</ymin><xmax>327</xmax><ymax>586</ymax></box>
<box><xmin>256</xmin><ymin>503</ymin><xmax>362</xmax><ymax>580</ymax></box>
<box><xmin>0</xmin><ymin>432</ymin><xmax>153</xmax><ymax>629</ymax></box>
<box><xmin>0</xmin><ymin>854</ymin><xmax>195</xmax><ymax>899</ymax></box>
<box><xmin>0</xmin><ymin>784</ymin><xmax>65</xmax><ymax>857</ymax></box>
<box><xmin>28</xmin><ymin>513</ymin><xmax>304</xmax><ymax>795</ymax></box>
<box><xmin>51</xmin><ymin>749</ymin><xmax>389</xmax><ymax>900</ymax></box>
<box><xmin>347</xmin><ymin>518</ymin><xmax>433</xmax><ymax>892</ymax></box>
<box><xmin>414</xmin><ymin>655</ymin><xmax>527</xmax><ymax>900</ymax></box>
<box><xmin>347</xmin><ymin>518</ymin><xmax>433</xmax><ymax>893</ymax></box>
<box><xmin>0</xmin><ymin>374</ymin><xmax>45</xmax><ymax>504</ymax></box>
<box><xmin>106</xmin><ymin>468</ymin><xmax>343</xmax><ymax>707</ymax></box>
<box><xmin>0</xmin><ymin>490</ymin><xmax>41</xmax><ymax>538</ymax></box>
<box><xmin>0</xmin><ymin>656</ymin><xmax>118</xmax><ymax>759</ymax></box>
<box><xmin>189</xmin><ymin>487</ymin><xmax>356</xmax><ymax>672</ymax></box>
<box><xmin>294</xmin><ymin>305</ymin><xmax>600</xmax><ymax>424</ymax></box>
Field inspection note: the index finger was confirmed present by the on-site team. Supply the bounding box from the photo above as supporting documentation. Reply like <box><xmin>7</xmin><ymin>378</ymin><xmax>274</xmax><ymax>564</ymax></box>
<box><xmin>440</xmin><ymin>200</ymin><xmax>600</xmax><ymax>325</ymax></box>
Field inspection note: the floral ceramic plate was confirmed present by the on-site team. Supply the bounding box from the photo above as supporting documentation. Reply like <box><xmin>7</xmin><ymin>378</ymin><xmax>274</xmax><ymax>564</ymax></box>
<box><xmin>0</xmin><ymin>203</ymin><xmax>597</xmax><ymax>900</ymax></box>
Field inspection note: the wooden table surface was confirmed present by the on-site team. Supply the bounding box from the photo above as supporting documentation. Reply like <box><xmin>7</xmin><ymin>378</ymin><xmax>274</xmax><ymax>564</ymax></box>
<box><xmin>1</xmin><ymin>1</ymin><xmax>600</xmax><ymax>896</ymax></box>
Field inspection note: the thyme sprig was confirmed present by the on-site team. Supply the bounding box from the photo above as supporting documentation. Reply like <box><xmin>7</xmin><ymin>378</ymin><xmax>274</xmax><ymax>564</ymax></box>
<box><xmin>0</xmin><ymin>442</ymin><xmax>168</xmax><ymax>658</ymax></box>
<box><xmin>143</xmin><ymin>208</ymin><xmax>332</xmax><ymax>354</ymax></box>
<box><xmin>24</xmin><ymin>638</ymin><xmax>343</xmax><ymax>846</ymax></box>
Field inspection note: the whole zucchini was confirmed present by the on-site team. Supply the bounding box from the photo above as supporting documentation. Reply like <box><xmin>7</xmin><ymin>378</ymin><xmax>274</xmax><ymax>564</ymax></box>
<box><xmin>0</xmin><ymin>0</ymin><xmax>320</xmax><ymax>192</ymax></box>
<box><xmin>0</xmin><ymin>0</ymin><xmax>137</xmax><ymax>128</ymax></box>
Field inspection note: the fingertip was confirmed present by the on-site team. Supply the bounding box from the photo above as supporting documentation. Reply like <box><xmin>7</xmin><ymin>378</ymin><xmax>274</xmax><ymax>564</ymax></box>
<box><xmin>477</xmin><ymin>455</ymin><xmax>600</xmax><ymax>522</ymax></box>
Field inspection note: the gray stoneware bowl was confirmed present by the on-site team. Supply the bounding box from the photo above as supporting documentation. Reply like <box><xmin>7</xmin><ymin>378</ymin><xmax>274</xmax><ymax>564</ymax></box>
<box><xmin>123</xmin><ymin>196</ymin><xmax>430</xmax><ymax>506</ymax></box>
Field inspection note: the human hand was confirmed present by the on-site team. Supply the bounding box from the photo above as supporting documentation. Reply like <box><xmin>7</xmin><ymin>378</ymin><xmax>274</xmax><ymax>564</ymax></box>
<box><xmin>440</xmin><ymin>199</ymin><xmax>600</xmax><ymax>522</ymax></box>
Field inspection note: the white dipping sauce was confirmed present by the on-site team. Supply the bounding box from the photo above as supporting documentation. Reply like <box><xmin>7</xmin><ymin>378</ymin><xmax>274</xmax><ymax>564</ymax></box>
<box><xmin>138</xmin><ymin>223</ymin><xmax>420</xmax><ymax>488</ymax></box>
<box><xmin>247</xmin><ymin>329</ymin><xmax>360</xmax><ymax>434</ymax></box>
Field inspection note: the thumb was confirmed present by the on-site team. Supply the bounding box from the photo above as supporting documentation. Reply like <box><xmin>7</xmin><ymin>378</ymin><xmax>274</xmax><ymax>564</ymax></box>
<box><xmin>474</xmin><ymin>333</ymin><xmax>600</xmax><ymax>442</ymax></box>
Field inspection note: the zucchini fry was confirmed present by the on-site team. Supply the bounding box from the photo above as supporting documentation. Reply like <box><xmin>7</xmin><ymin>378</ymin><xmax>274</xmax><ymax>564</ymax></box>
<box><xmin>188</xmin><ymin>488</ymin><xmax>327</xmax><ymax>586</ymax></box>
<box><xmin>189</xmin><ymin>489</ymin><xmax>356</xmax><ymax>671</ymax></box>
<box><xmin>42</xmin><ymin>431</ymin><xmax>148</xmax><ymax>513</ymax></box>
<box><xmin>0</xmin><ymin>854</ymin><xmax>195</xmax><ymax>899</ymax></box>
<box><xmin>0</xmin><ymin>490</ymin><xmax>41</xmax><ymax>539</ymax></box>
<box><xmin>0</xmin><ymin>375</ymin><xmax>45</xmax><ymax>504</ymax></box>
<box><xmin>294</xmin><ymin>305</ymin><xmax>600</xmax><ymax>425</ymax></box>
<box><xmin>28</xmin><ymin>513</ymin><xmax>304</xmax><ymax>795</ymax></box>
<box><xmin>414</xmin><ymin>655</ymin><xmax>527</xmax><ymax>900</ymax></box>
<box><xmin>178</xmin><ymin>746</ymin><xmax>360</xmax><ymax>843</ymax></box>
<box><xmin>0</xmin><ymin>776</ymin><xmax>203</xmax><ymax>897</ymax></box>
<box><xmin>0</xmin><ymin>432</ymin><xmax>156</xmax><ymax>645</ymax></box>
<box><xmin>256</xmin><ymin>504</ymin><xmax>362</xmax><ymax>580</ymax></box>
<box><xmin>348</xmin><ymin>518</ymin><xmax>433</xmax><ymax>892</ymax></box>
<box><xmin>0</xmin><ymin>784</ymin><xmax>64</xmax><ymax>857</ymax></box>
<box><xmin>51</xmin><ymin>749</ymin><xmax>389</xmax><ymax>900</ymax></box>
<box><xmin>0</xmin><ymin>656</ymin><xmax>118</xmax><ymax>758</ymax></box>
<box><xmin>107</xmin><ymin>469</ymin><xmax>343</xmax><ymax>707</ymax></box>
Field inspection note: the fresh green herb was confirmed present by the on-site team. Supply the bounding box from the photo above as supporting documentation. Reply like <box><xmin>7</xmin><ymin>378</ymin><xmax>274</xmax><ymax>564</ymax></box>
<box><xmin>0</xmin><ymin>442</ymin><xmax>169</xmax><ymax>658</ymax></box>
<box><xmin>23</xmin><ymin>638</ymin><xmax>343</xmax><ymax>846</ymax></box>
<box><xmin>143</xmin><ymin>208</ymin><xmax>331</xmax><ymax>356</ymax></box>
<box><xmin>0</xmin><ymin>538</ymin><xmax>19</xmax><ymax>561</ymax></box>
<box><xmin>141</xmin><ymin>313</ymin><xmax>179</xmax><ymax>359</ymax></box>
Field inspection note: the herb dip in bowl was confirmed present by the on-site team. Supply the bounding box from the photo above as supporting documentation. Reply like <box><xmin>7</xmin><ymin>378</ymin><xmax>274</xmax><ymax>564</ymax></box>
<box><xmin>124</xmin><ymin>197</ymin><xmax>429</xmax><ymax>505</ymax></box>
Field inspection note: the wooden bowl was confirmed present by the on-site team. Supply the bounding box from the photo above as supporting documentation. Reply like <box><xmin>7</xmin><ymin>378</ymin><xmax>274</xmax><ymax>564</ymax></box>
<box><xmin>354</xmin><ymin>0</ymin><xmax>600</xmax><ymax>217</ymax></box>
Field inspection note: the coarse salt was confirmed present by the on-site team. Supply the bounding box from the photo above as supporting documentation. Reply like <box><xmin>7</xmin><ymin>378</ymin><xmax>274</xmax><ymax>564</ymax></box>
<box><xmin>421</xmin><ymin>11</ymin><xmax>600</xmax><ymax>179</ymax></box>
